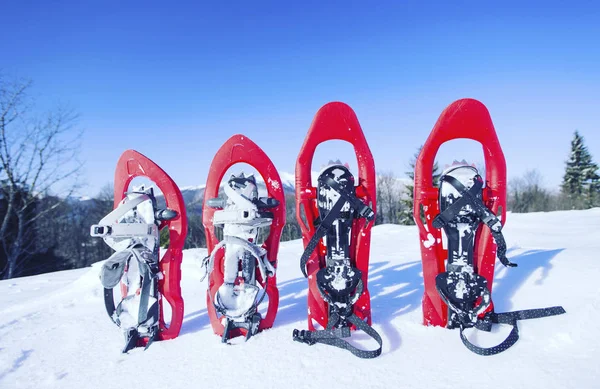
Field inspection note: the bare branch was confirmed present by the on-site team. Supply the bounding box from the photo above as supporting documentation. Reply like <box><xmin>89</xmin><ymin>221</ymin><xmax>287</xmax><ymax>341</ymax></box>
<box><xmin>0</xmin><ymin>78</ymin><xmax>31</xmax><ymax>127</ymax></box>
<box><xmin>0</xmin><ymin>74</ymin><xmax>83</xmax><ymax>279</ymax></box>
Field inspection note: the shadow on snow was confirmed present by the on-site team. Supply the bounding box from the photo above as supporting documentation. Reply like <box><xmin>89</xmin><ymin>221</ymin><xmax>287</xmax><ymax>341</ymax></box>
<box><xmin>178</xmin><ymin>246</ymin><xmax>564</xmax><ymax>353</ymax></box>
<box><xmin>0</xmin><ymin>349</ymin><xmax>34</xmax><ymax>382</ymax></box>
<box><xmin>491</xmin><ymin>247</ymin><xmax>564</xmax><ymax>312</ymax></box>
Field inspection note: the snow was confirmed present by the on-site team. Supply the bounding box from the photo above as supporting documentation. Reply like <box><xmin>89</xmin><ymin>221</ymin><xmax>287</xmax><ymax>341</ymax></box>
<box><xmin>1</xmin><ymin>209</ymin><xmax>600</xmax><ymax>388</ymax></box>
<box><xmin>423</xmin><ymin>232</ymin><xmax>435</xmax><ymax>248</ymax></box>
<box><xmin>267</xmin><ymin>177</ymin><xmax>280</xmax><ymax>190</ymax></box>
<box><xmin>215</xmin><ymin>283</ymin><xmax>260</xmax><ymax>318</ymax></box>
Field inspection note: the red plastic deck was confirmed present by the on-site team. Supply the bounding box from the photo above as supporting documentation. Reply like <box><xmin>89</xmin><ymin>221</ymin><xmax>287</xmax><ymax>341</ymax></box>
<box><xmin>295</xmin><ymin>102</ymin><xmax>376</xmax><ymax>330</ymax></box>
<box><xmin>413</xmin><ymin>98</ymin><xmax>507</xmax><ymax>327</ymax></box>
<box><xmin>114</xmin><ymin>149</ymin><xmax>187</xmax><ymax>344</ymax></box>
<box><xmin>202</xmin><ymin>134</ymin><xmax>286</xmax><ymax>338</ymax></box>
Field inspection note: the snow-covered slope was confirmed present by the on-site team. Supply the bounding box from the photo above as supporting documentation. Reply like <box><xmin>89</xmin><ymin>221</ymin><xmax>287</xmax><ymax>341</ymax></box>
<box><xmin>1</xmin><ymin>209</ymin><xmax>599</xmax><ymax>389</ymax></box>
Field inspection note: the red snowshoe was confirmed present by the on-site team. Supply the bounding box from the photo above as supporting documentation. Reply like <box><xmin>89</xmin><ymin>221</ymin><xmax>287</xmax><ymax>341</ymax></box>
<box><xmin>91</xmin><ymin>150</ymin><xmax>187</xmax><ymax>353</ymax></box>
<box><xmin>292</xmin><ymin>102</ymin><xmax>382</xmax><ymax>358</ymax></box>
<box><xmin>202</xmin><ymin>134</ymin><xmax>285</xmax><ymax>343</ymax></box>
<box><xmin>414</xmin><ymin>99</ymin><xmax>564</xmax><ymax>355</ymax></box>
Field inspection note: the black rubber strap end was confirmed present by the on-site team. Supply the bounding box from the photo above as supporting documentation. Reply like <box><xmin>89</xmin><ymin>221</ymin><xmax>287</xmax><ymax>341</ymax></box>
<box><xmin>300</xmin><ymin>265</ymin><xmax>308</xmax><ymax>278</ymax></box>
<box><xmin>358</xmin><ymin>205</ymin><xmax>375</xmax><ymax>221</ymax></box>
<box><xmin>554</xmin><ymin>306</ymin><xmax>567</xmax><ymax>315</ymax></box>
<box><xmin>498</xmin><ymin>254</ymin><xmax>518</xmax><ymax>268</ymax></box>
<box><xmin>432</xmin><ymin>215</ymin><xmax>445</xmax><ymax>229</ymax></box>
<box><xmin>293</xmin><ymin>329</ymin><xmax>316</xmax><ymax>345</ymax></box>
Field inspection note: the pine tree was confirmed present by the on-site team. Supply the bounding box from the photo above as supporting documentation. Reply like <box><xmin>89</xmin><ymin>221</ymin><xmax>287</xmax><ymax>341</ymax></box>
<box><xmin>399</xmin><ymin>146</ymin><xmax>440</xmax><ymax>225</ymax></box>
<box><xmin>561</xmin><ymin>131</ymin><xmax>600</xmax><ymax>208</ymax></box>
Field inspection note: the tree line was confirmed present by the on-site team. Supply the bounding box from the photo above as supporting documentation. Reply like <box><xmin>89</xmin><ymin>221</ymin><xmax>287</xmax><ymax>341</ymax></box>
<box><xmin>373</xmin><ymin>131</ymin><xmax>600</xmax><ymax>225</ymax></box>
<box><xmin>1</xmin><ymin>75</ymin><xmax>598</xmax><ymax>279</ymax></box>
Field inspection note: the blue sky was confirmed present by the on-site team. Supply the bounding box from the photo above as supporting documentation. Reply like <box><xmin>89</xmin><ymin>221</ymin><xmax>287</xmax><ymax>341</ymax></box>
<box><xmin>1</xmin><ymin>1</ymin><xmax>599</xmax><ymax>195</ymax></box>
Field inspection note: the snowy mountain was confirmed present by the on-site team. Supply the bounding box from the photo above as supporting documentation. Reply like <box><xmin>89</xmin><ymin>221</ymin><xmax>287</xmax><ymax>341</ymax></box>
<box><xmin>3</xmin><ymin>209</ymin><xmax>595</xmax><ymax>388</ymax></box>
<box><xmin>80</xmin><ymin>171</ymin><xmax>411</xmax><ymax>211</ymax></box>
<box><xmin>179</xmin><ymin>172</ymin><xmax>296</xmax><ymax>202</ymax></box>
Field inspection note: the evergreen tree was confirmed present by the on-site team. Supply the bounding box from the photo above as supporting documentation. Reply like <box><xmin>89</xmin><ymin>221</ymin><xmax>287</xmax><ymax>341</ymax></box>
<box><xmin>399</xmin><ymin>146</ymin><xmax>440</xmax><ymax>225</ymax></box>
<box><xmin>281</xmin><ymin>193</ymin><xmax>302</xmax><ymax>241</ymax></box>
<box><xmin>561</xmin><ymin>131</ymin><xmax>600</xmax><ymax>208</ymax></box>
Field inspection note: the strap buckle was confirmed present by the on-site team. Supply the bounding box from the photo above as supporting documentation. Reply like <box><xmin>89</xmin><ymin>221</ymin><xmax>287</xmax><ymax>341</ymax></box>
<box><xmin>358</xmin><ymin>205</ymin><xmax>375</xmax><ymax>221</ymax></box>
<box><xmin>90</xmin><ymin>223</ymin><xmax>157</xmax><ymax>238</ymax></box>
<box><xmin>432</xmin><ymin>214</ymin><xmax>448</xmax><ymax>229</ymax></box>
<box><xmin>90</xmin><ymin>224</ymin><xmax>112</xmax><ymax>237</ymax></box>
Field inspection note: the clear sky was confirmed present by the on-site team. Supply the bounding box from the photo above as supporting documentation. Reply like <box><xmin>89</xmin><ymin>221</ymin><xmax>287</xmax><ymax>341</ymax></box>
<box><xmin>1</xmin><ymin>1</ymin><xmax>599</xmax><ymax>196</ymax></box>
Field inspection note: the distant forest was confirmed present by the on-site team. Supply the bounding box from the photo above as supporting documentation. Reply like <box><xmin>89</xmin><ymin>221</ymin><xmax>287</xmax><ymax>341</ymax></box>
<box><xmin>1</xmin><ymin>76</ymin><xmax>599</xmax><ymax>279</ymax></box>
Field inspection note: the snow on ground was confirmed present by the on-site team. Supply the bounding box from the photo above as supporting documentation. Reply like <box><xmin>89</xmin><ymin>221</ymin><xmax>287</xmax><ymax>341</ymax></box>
<box><xmin>1</xmin><ymin>209</ymin><xmax>599</xmax><ymax>389</ymax></box>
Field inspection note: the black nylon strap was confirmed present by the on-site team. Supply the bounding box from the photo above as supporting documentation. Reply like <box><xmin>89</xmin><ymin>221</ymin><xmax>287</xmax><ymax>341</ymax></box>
<box><xmin>293</xmin><ymin>313</ymin><xmax>382</xmax><ymax>359</ymax></box>
<box><xmin>434</xmin><ymin>175</ymin><xmax>516</xmax><ymax>268</ymax></box>
<box><xmin>104</xmin><ymin>287</ymin><xmax>118</xmax><ymax>324</ymax></box>
<box><xmin>459</xmin><ymin>306</ymin><xmax>566</xmax><ymax>356</ymax></box>
<box><xmin>295</xmin><ymin>172</ymin><xmax>380</xmax><ymax>357</ymax></box>
<box><xmin>321</xmin><ymin>176</ymin><xmax>375</xmax><ymax>221</ymax></box>
<box><xmin>459</xmin><ymin>321</ymin><xmax>518</xmax><ymax>356</ymax></box>
<box><xmin>299</xmin><ymin>195</ymin><xmax>347</xmax><ymax>277</ymax></box>
<box><xmin>299</xmin><ymin>177</ymin><xmax>374</xmax><ymax>277</ymax></box>
<box><xmin>432</xmin><ymin>175</ymin><xmax>483</xmax><ymax>229</ymax></box>
<box><xmin>494</xmin><ymin>306</ymin><xmax>566</xmax><ymax>324</ymax></box>
<box><xmin>346</xmin><ymin>314</ymin><xmax>383</xmax><ymax>358</ymax></box>
<box><xmin>293</xmin><ymin>270</ymin><xmax>382</xmax><ymax>358</ymax></box>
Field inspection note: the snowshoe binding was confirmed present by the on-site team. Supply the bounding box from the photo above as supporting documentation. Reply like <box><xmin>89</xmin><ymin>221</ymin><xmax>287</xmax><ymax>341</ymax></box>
<box><xmin>91</xmin><ymin>150</ymin><xmax>186</xmax><ymax>353</ymax></box>
<box><xmin>414</xmin><ymin>99</ymin><xmax>565</xmax><ymax>355</ymax></box>
<box><xmin>202</xmin><ymin>173</ymin><xmax>279</xmax><ymax>342</ymax></box>
<box><xmin>293</xmin><ymin>103</ymin><xmax>382</xmax><ymax>359</ymax></box>
<box><xmin>202</xmin><ymin>135</ymin><xmax>285</xmax><ymax>343</ymax></box>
